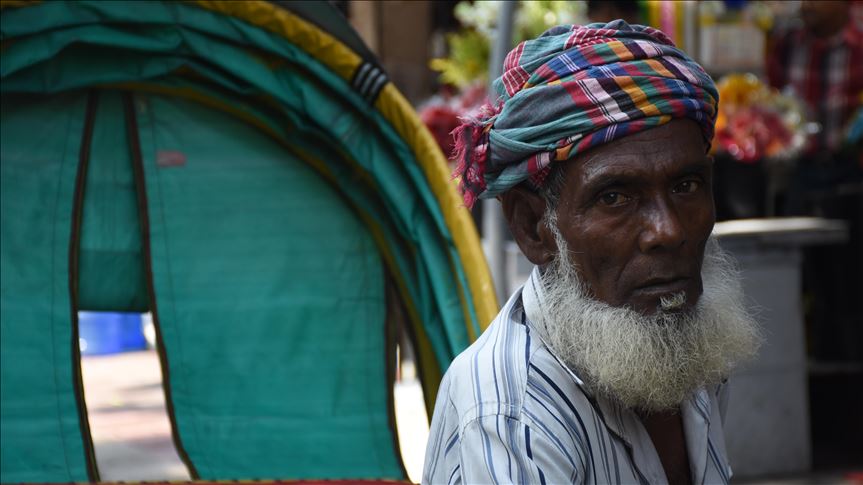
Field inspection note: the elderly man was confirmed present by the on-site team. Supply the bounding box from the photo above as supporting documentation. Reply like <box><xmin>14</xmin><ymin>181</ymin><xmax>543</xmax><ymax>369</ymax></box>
<box><xmin>423</xmin><ymin>21</ymin><xmax>760</xmax><ymax>485</ymax></box>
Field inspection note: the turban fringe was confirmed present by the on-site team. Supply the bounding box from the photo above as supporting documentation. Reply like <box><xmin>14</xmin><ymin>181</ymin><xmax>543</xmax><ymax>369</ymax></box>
<box><xmin>452</xmin><ymin>21</ymin><xmax>719</xmax><ymax>208</ymax></box>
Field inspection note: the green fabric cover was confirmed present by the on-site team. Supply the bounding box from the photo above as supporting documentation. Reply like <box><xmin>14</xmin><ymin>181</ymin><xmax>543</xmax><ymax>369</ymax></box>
<box><xmin>0</xmin><ymin>1</ymin><xmax>485</xmax><ymax>480</ymax></box>
<box><xmin>132</xmin><ymin>92</ymin><xmax>400</xmax><ymax>478</ymax></box>
<box><xmin>0</xmin><ymin>92</ymin><xmax>92</xmax><ymax>482</ymax></box>
<box><xmin>78</xmin><ymin>92</ymin><xmax>148</xmax><ymax>312</ymax></box>
<box><xmin>0</xmin><ymin>0</ymin><xmax>482</xmax><ymax>365</ymax></box>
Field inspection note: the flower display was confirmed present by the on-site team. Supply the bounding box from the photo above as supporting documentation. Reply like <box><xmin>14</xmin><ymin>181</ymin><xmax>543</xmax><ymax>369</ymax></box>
<box><xmin>714</xmin><ymin>73</ymin><xmax>806</xmax><ymax>163</ymax></box>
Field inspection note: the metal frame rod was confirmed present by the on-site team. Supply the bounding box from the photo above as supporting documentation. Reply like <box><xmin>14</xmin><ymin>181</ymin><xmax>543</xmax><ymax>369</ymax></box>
<box><xmin>482</xmin><ymin>1</ymin><xmax>517</xmax><ymax>304</ymax></box>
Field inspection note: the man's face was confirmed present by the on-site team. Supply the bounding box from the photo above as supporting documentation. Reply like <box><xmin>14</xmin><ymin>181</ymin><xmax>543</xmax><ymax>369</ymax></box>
<box><xmin>549</xmin><ymin>120</ymin><xmax>715</xmax><ymax>315</ymax></box>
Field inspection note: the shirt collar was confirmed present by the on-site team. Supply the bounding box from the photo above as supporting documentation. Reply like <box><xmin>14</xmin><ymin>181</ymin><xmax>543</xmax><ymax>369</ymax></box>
<box><xmin>521</xmin><ymin>266</ymin><xmax>626</xmax><ymax>431</ymax></box>
<box><xmin>521</xmin><ymin>266</ymin><xmax>583</xmax><ymax>379</ymax></box>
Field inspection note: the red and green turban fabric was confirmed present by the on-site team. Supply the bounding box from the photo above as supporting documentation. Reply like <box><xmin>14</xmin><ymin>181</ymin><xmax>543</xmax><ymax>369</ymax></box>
<box><xmin>453</xmin><ymin>20</ymin><xmax>719</xmax><ymax>208</ymax></box>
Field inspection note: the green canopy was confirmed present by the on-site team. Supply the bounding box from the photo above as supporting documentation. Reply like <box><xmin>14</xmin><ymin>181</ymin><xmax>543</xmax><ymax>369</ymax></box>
<box><xmin>0</xmin><ymin>1</ymin><xmax>497</xmax><ymax>481</ymax></box>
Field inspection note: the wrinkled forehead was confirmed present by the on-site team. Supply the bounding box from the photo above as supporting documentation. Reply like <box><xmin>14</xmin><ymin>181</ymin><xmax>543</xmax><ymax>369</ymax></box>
<box><xmin>568</xmin><ymin>119</ymin><xmax>707</xmax><ymax>182</ymax></box>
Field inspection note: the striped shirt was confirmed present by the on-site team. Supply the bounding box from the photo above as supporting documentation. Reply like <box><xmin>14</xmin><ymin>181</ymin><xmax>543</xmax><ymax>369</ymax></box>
<box><xmin>423</xmin><ymin>268</ymin><xmax>733</xmax><ymax>485</ymax></box>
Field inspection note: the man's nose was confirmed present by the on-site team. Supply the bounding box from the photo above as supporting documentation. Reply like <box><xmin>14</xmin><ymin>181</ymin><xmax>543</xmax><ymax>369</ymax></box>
<box><xmin>638</xmin><ymin>196</ymin><xmax>686</xmax><ymax>253</ymax></box>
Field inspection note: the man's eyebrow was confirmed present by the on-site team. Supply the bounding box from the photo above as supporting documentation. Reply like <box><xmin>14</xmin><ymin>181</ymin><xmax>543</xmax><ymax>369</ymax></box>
<box><xmin>580</xmin><ymin>157</ymin><xmax>713</xmax><ymax>192</ymax></box>
<box><xmin>580</xmin><ymin>170</ymin><xmax>645</xmax><ymax>193</ymax></box>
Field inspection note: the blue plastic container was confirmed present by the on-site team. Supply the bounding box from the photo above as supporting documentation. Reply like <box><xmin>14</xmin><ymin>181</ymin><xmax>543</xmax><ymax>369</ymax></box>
<box><xmin>78</xmin><ymin>312</ymin><xmax>147</xmax><ymax>356</ymax></box>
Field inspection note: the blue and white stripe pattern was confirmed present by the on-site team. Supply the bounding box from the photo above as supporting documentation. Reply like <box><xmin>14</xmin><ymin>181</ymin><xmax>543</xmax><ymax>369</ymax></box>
<box><xmin>423</xmin><ymin>268</ymin><xmax>734</xmax><ymax>485</ymax></box>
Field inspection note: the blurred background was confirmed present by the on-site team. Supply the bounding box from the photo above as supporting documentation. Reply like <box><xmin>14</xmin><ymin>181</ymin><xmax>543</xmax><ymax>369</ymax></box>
<box><xmin>3</xmin><ymin>1</ymin><xmax>861</xmax><ymax>484</ymax></box>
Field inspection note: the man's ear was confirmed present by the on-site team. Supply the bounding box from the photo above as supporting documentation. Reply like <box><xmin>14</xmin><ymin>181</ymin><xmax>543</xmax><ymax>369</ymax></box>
<box><xmin>500</xmin><ymin>187</ymin><xmax>556</xmax><ymax>266</ymax></box>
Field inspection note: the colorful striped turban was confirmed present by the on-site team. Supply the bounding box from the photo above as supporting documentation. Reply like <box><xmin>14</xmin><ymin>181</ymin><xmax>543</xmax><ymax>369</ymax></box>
<box><xmin>452</xmin><ymin>20</ymin><xmax>719</xmax><ymax>208</ymax></box>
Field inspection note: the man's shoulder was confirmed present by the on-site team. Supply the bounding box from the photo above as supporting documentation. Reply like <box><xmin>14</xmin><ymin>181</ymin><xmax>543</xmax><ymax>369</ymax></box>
<box><xmin>439</xmin><ymin>295</ymin><xmax>543</xmax><ymax>422</ymax></box>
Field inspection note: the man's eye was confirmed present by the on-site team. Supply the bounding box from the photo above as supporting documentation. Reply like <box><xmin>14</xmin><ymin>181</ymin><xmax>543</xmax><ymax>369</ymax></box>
<box><xmin>598</xmin><ymin>192</ymin><xmax>630</xmax><ymax>206</ymax></box>
<box><xmin>674</xmin><ymin>180</ymin><xmax>701</xmax><ymax>194</ymax></box>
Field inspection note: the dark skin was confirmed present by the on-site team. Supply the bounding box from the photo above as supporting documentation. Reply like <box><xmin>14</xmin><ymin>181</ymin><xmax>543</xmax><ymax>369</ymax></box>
<box><xmin>640</xmin><ymin>409</ymin><xmax>692</xmax><ymax>485</ymax></box>
<box><xmin>501</xmin><ymin>120</ymin><xmax>716</xmax><ymax>485</ymax></box>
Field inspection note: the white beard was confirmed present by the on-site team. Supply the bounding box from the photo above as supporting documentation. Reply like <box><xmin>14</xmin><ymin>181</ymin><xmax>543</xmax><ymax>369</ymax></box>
<box><xmin>538</xmin><ymin>230</ymin><xmax>761</xmax><ymax>412</ymax></box>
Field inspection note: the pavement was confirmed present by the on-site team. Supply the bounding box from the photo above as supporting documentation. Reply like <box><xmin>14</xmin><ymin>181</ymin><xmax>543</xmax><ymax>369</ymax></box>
<box><xmin>81</xmin><ymin>350</ymin><xmax>430</xmax><ymax>482</ymax></box>
<box><xmin>81</xmin><ymin>350</ymin><xmax>857</xmax><ymax>484</ymax></box>
<box><xmin>81</xmin><ymin>350</ymin><xmax>190</xmax><ymax>481</ymax></box>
